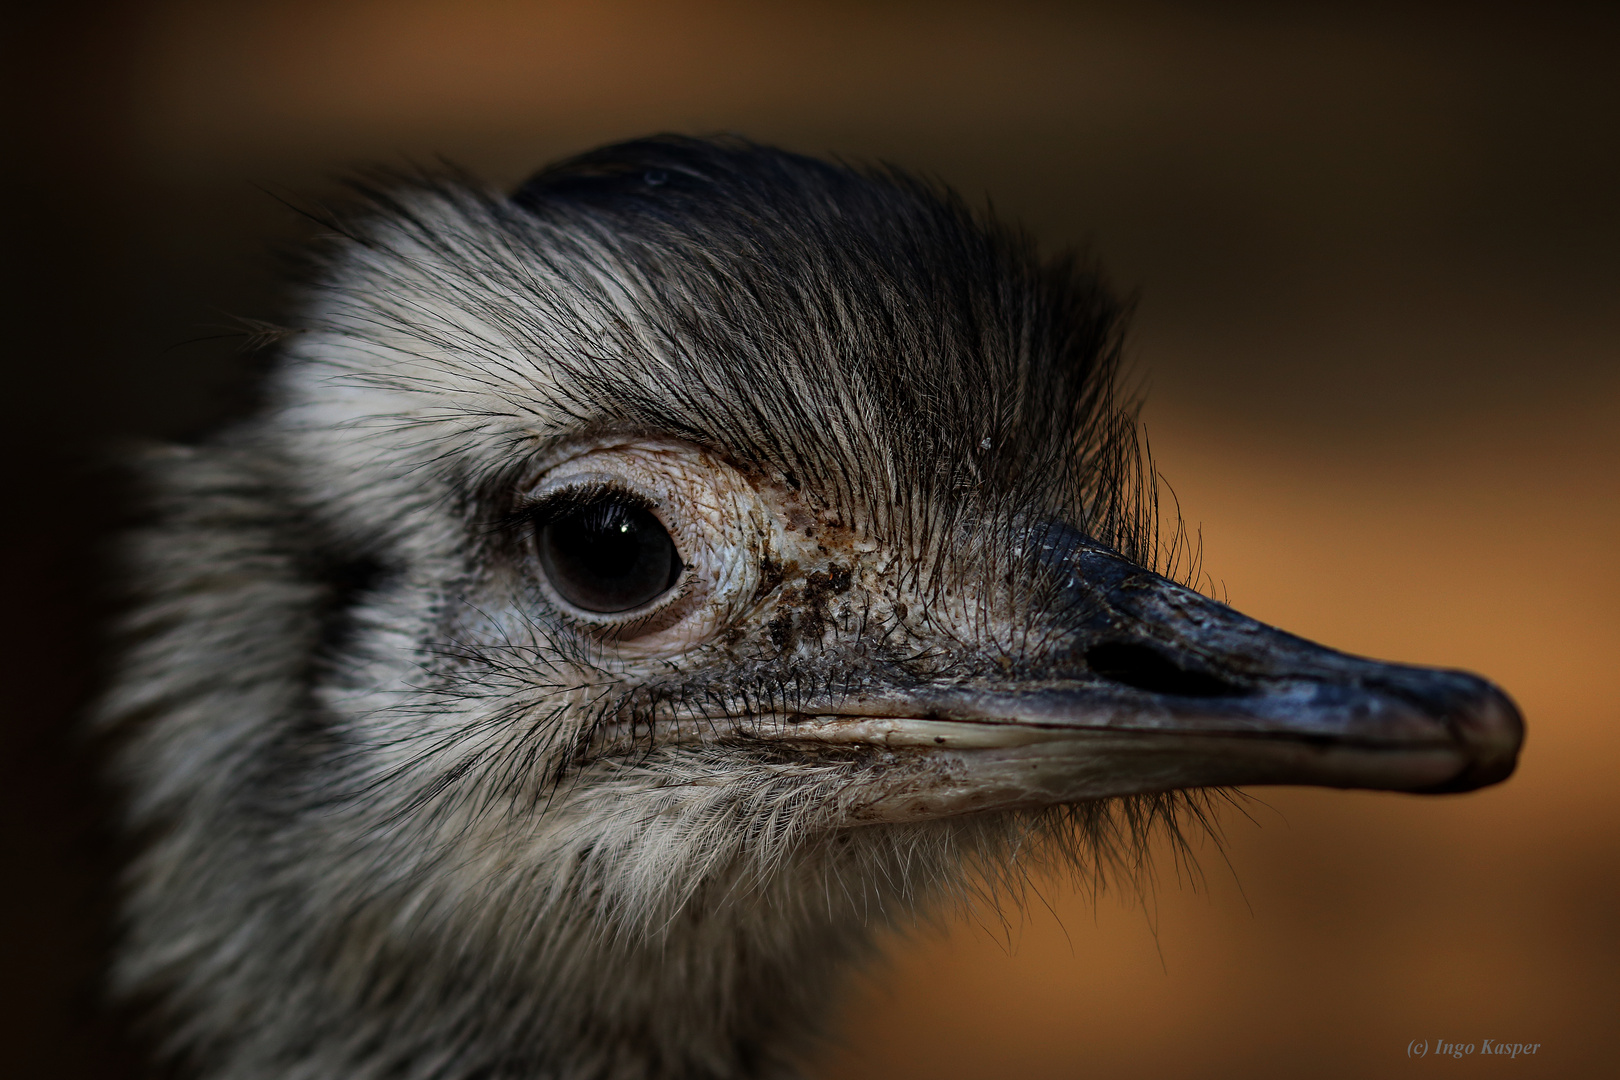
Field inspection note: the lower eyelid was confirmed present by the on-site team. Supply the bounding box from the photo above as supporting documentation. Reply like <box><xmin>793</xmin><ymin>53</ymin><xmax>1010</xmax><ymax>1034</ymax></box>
<box><xmin>559</xmin><ymin>576</ymin><xmax>702</xmax><ymax>642</ymax></box>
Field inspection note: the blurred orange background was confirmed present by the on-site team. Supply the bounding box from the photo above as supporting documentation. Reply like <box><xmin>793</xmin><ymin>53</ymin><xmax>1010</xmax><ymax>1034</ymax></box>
<box><xmin>5</xmin><ymin>3</ymin><xmax>1616</xmax><ymax>1078</ymax></box>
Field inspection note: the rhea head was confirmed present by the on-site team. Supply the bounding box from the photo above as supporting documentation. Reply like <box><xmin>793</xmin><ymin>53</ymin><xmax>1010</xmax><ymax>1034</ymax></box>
<box><xmin>110</xmin><ymin>135</ymin><xmax>1523</xmax><ymax>1079</ymax></box>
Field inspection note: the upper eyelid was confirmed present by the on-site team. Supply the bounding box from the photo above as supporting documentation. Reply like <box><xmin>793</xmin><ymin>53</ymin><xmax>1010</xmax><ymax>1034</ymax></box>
<box><xmin>502</xmin><ymin>482</ymin><xmax>659</xmax><ymax>533</ymax></box>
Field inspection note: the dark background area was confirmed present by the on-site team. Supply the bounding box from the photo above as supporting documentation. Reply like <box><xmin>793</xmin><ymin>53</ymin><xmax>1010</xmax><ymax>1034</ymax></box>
<box><xmin>4</xmin><ymin>3</ymin><xmax>1616</xmax><ymax>1077</ymax></box>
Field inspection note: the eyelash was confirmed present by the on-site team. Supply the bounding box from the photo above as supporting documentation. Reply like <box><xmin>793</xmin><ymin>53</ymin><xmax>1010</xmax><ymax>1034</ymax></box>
<box><xmin>499</xmin><ymin>482</ymin><xmax>656</xmax><ymax>534</ymax></box>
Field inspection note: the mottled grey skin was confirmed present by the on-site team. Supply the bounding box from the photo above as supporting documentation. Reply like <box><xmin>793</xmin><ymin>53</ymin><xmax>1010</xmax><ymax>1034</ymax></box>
<box><xmin>101</xmin><ymin>137</ymin><xmax>1520</xmax><ymax>1080</ymax></box>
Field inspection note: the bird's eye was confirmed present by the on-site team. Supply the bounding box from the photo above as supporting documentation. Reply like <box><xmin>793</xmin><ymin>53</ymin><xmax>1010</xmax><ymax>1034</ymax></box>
<box><xmin>534</xmin><ymin>493</ymin><xmax>683</xmax><ymax>614</ymax></box>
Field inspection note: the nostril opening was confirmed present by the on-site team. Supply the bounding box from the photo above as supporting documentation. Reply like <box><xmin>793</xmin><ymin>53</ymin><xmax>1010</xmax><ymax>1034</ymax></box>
<box><xmin>1084</xmin><ymin>641</ymin><xmax>1244</xmax><ymax>698</ymax></box>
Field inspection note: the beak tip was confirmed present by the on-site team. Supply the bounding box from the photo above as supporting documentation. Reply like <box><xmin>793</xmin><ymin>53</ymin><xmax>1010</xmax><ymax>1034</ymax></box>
<box><xmin>1420</xmin><ymin>678</ymin><xmax>1525</xmax><ymax>794</ymax></box>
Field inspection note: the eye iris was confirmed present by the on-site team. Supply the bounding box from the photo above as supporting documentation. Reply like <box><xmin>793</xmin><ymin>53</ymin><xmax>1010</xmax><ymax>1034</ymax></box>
<box><xmin>536</xmin><ymin>498</ymin><xmax>682</xmax><ymax>614</ymax></box>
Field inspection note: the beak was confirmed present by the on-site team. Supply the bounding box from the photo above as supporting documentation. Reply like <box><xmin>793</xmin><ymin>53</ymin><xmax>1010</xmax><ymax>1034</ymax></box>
<box><xmin>792</xmin><ymin>543</ymin><xmax>1524</xmax><ymax>822</ymax></box>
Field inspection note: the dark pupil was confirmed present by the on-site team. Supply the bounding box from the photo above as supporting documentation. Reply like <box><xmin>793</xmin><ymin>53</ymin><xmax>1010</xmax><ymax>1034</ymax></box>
<box><xmin>536</xmin><ymin>498</ymin><xmax>681</xmax><ymax>614</ymax></box>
